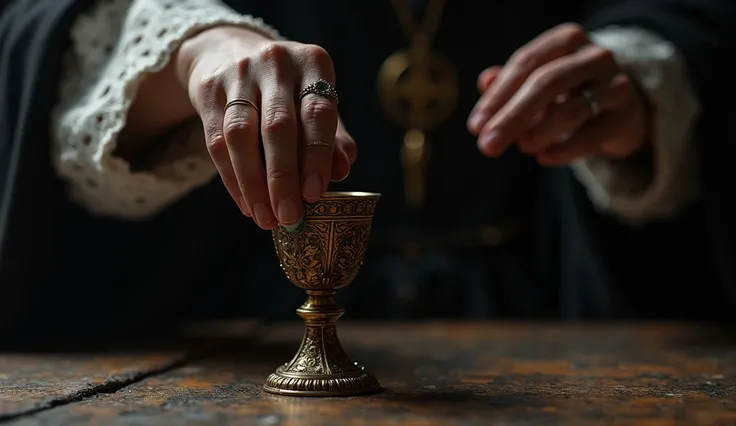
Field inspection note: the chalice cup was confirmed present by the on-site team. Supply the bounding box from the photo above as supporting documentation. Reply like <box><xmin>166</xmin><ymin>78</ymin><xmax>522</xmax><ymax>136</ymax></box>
<box><xmin>264</xmin><ymin>192</ymin><xmax>382</xmax><ymax>397</ymax></box>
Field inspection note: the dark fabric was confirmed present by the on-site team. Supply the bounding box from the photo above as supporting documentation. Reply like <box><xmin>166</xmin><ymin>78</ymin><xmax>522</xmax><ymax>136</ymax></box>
<box><xmin>573</xmin><ymin>0</ymin><xmax>736</xmax><ymax>319</ymax></box>
<box><xmin>0</xmin><ymin>0</ymin><xmax>734</xmax><ymax>342</ymax></box>
<box><xmin>0</xmin><ymin>0</ymin><xmax>94</xmax><ymax>339</ymax></box>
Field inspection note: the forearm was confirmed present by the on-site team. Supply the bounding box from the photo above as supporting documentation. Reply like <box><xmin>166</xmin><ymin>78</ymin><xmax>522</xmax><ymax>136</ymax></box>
<box><xmin>116</xmin><ymin>55</ymin><xmax>195</xmax><ymax>161</ymax></box>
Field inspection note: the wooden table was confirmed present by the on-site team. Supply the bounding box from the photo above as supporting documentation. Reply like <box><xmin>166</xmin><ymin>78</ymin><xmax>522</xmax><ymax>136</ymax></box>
<box><xmin>1</xmin><ymin>322</ymin><xmax>735</xmax><ymax>425</ymax></box>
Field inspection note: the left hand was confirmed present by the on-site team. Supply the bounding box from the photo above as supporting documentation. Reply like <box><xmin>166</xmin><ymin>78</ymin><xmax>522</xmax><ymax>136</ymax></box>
<box><xmin>467</xmin><ymin>23</ymin><xmax>650</xmax><ymax>166</ymax></box>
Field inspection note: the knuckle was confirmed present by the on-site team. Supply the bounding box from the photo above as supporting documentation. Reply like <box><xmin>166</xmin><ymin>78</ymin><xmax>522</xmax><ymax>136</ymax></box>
<box><xmin>528</xmin><ymin>67</ymin><xmax>557</xmax><ymax>91</ymax></box>
<box><xmin>237</xmin><ymin>179</ymin><xmax>252</xmax><ymax>195</ymax></box>
<box><xmin>301</xmin><ymin>97</ymin><xmax>336</xmax><ymax>123</ymax></box>
<box><xmin>206</xmin><ymin>133</ymin><xmax>226</xmax><ymax>154</ymax></box>
<box><xmin>558</xmin><ymin>23</ymin><xmax>588</xmax><ymax>46</ymax></box>
<box><xmin>265</xmin><ymin>164</ymin><xmax>296</xmax><ymax>183</ymax></box>
<box><xmin>235</xmin><ymin>57</ymin><xmax>252</xmax><ymax>78</ymax></box>
<box><xmin>196</xmin><ymin>74</ymin><xmax>220</xmax><ymax>98</ymax></box>
<box><xmin>303</xmin><ymin>44</ymin><xmax>333</xmax><ymax>67</ymax></box>
<box><xmin>611</xmin><ymin>73</ymin><xmax>633</xmax><ymax>97</ymax></box>
<box><xmin>510</xmin><ymin>49</ymin><xmax>537</xmax><ymax>74</ymax></box>
<box><xmin>262</xmin><ymin>107</ymin><xmax>295</xmax><ymax>136</ymax></box>
<box><xmin>224</xmin><ymin>119</ymin><xmax>256</xmax><ymax>142</ymax></box>
<box><xmin>258</xmin><ymin>42</ymin><xmax>290</xmax><ymax>64</ymax></box>
<box><xmin>589</xmin><ymin>45</ymin><xmax>615</xmax><ymax>65</ymax></box>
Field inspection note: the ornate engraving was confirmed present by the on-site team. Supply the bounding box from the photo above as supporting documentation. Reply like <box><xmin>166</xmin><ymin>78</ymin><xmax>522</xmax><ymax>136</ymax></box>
<box><xmin>289</xmin><ymin>326</ymin><xmax>325</xmax><ymax>374</ymax></box>
<box><xmin>264</xmin><ymin>325</ymin><xmax>380</xmax><ymax>397</ymax></box>
<box><xmin>305</xmin><ymin>195</ymin><xmax>378</xmax><ymax>217</ymax></box>
<box><xmin>272</xmin><ymin>193</ymin><xmax>379</xmax><ymax>291</ymax></box>
<box><xmin>265</xmin><ymin>192</ymin><xmax>383</xmax><ymax>397</ymax></box>
<box><xmin>273</xmin><ymin>221</ymin><xmax>330</xmax><ymax>288</ymax></box>
<box><xmin>331</xmin><ymin>221</ymin><xmax>372</xmax><ymax>289</ymax></box>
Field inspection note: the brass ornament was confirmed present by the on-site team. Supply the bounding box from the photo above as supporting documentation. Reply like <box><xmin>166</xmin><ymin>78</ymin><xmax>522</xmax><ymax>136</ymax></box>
<box><xmin>264</xmin><ymin>192</ymin><xmax>382</xmax><ymax>397</ymax></box>
<box><xmin>377</xmin><ymin>0</ymin><xmax>457</xmax><ymax>207</ymax></box>
<box><xmin>377</xmin><ymin>44</ymin><xmax>459</xmax><ymax>130</ymax></box>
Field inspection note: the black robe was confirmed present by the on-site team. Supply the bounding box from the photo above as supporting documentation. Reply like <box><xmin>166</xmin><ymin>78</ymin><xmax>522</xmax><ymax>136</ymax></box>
<box><xmin>1</xmin><ymin>0</ymin><xmax>734</xmax><ymax>342</ymax></box>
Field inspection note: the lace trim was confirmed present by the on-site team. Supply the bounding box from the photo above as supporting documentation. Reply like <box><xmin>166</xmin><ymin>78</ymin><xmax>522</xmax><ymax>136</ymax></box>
<box><xmin>52</xmin><ymin>0</ymin><xmax>281</xmax><ymax>219</ymax></box>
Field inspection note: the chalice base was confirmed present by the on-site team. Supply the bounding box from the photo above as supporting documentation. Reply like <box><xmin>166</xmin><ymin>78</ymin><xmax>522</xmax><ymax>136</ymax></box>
<box><xmin>263</xmin><ymin>324</ymin><xmax>381</xmax><ymax>397</ymax></box>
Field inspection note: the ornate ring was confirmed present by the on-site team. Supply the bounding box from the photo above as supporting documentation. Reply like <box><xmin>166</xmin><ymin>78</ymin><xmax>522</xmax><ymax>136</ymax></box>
<box><xmin>305</xmin><ymin>141</ymin><xmax>331</xmax><ymax>150</ymax></box>
<box><xmin>580</xmin><ymin>90</ymin><xmax>601</xmax><ymax>118</ymax></box>
<box><xmin>298</xmin><ymin>79</ymin><xmax>339</xmax><ymax>104</ymax></box>
<box><xmin>225</xmin><ymin>99</ymin><xmax>260</xmax><ymax>115</ymax></box>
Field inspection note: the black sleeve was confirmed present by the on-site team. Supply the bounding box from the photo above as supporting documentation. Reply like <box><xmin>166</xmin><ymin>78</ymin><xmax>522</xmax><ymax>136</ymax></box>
<box><xmin>581</xmin><ymin>0</ymin><xmax>736</xmax><ymax>111</ymax></box>
<box><xmin>571</xmin><ymin>0</ymin><xmax>736</xmax><ymax>315</ymax></box>
<box><xmin>0</xmin><ymin>0</ymin><xmax>95</xmax><ymax>339</ymax></box>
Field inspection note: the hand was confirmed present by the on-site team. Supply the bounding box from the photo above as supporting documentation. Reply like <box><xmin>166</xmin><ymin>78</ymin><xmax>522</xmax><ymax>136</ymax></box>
<box><xmin>177</xmin><ymin>27</ymin><xmax>356</xmax><ymax>230</ymax></box>
<box><xmin>467</xmin><ymin>23</ymin><xmax>650</xmax><ymax>166</ymax></box>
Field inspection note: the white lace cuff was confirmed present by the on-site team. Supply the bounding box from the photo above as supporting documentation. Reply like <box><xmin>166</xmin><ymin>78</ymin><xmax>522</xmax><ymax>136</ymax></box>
<box><xmin>571</xmin><ymin>26</ymin><xmax>701</xmax><ymax>223</ymax></box>
<box><xmin>52</xmin><ymin>0</ymin><xmax>281</xmax><ymax>219</ymax></box>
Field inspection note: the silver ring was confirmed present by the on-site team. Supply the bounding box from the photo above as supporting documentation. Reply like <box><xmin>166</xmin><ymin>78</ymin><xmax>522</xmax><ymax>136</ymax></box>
<box><xmin>298</xmin><ymin>79</ymin><xmax>339</xmax><ymax>104</ymax></box>
<box><xmin>580</xmin><ymin>90</ymin><xmax>601</xmax><ymax>118</ymax></box>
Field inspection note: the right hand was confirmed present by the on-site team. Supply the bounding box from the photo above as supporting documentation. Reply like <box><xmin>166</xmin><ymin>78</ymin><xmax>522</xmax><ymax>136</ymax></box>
<box><xmin>177</xmin><ymin>26</ymin><xmax>356</xmax><ymax>231</ymax></box>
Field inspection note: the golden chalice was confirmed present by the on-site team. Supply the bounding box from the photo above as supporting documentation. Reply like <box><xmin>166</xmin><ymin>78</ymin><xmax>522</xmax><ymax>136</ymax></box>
<box><xmin>264</xmin><ymin>191</ymin><xmax>382</xmax><ymax>397</ymax></box>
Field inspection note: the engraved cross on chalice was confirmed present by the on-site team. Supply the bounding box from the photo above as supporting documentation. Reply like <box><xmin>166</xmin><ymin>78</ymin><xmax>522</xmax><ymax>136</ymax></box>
<box><xmin>264</xmin><ymin>192</ymin><xmax>382</xmax><ymax>397</ymax></box>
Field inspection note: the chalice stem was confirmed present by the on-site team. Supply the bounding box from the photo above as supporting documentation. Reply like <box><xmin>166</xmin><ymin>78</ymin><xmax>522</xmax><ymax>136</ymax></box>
<box><xmin>285</xmin><ymin>290</ymin><xmax>351</xmax><ymax>374</ymax></box>
<box><xmin>264</xmin><ymin>290</ymin><xmax>381</xmax><ymax>396</ymax></box>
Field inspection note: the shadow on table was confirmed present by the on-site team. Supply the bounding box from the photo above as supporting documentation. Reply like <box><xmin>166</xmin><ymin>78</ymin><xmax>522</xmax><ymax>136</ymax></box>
<box><xmin>0</xmin><ymin>320</ymin><xmax>267</xmax><ymax>354</ymax></box>
<box><xmin>662</xmin><ymin>323</ymin><xmax>736</xmax><ymax>351</ymax></box>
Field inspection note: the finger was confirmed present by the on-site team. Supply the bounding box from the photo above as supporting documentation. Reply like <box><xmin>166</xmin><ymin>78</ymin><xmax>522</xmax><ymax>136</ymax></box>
<box><xmin>536</xmin><ymin>111</ymin><xmax>627</xmax><ymax>165</ymax></box>
<box><xmin>196</xmin><ymin>77</ymin><xmax>248</xmax><ymax>215</ymax></box>
<box><xmin>331</xmin><ymin>138</ymin><xmax>352</xmax><ymax>182</ymax></box>
<box><xmin>331</xmin><ymin>120</ymin><xmax>356</xmax><ymax>182</ymax></box>
<box><xmin>519</xmin><ymin>73</ymin><xmax>632</xmax><ymax>154</ymax></box>
<box><xmin>336</xmin><ymin>118</ymin><xmax>357</xmax><ymax>164</ymax></box>
<box><xmin>224</xmin><ymin>90</ymin><xmax>278</xmax><ymax>229</ymax></box>
<box><xmin>298</xmin><ymin>45</ymin><xmax>338</xmax><ymax>202</ymax></box>
<box><xmin>477</xmin><ymin>66</ymin><xmax>502</xmax><ymax>93</ymax></box>
<box><xmin>261</xmin><ymin>77</ymin><xmax>303</xmax><ymax>231</ymax></box>
<box><xmin>468</xmin><ymin>23</ymin><xmax>589</xmax><ymax>133</ymax></box>
<box><xmin>477</xmin><ymin>44</ymin><xmax>618</xmax><ymax>157</ymax></box>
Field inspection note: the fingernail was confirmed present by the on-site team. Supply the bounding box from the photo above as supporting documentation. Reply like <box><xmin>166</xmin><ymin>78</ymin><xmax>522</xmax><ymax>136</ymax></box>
<box><xmin>281</xmin><ymin>217</ymin><xmax>305</xmax><ymax>236</ymax></box>
<box><xmin>302</xmin><ymin>174</ymin><xmax>323</xmax><ymax>202</ymax></box>
<box><xmin>479</xmin><ymin>130</ymin><xmax>501</xmax><ymax>155</ymax></box>
<box><xmin>468</xmin><ymin>113</ymin><xmax>486</xmax><ymax>133</ymax></box>
<box><xmin>277</xmin><ymin>197</ymin><xmax>303</xmax><ymax>228</ymax></box>
<box><xmin>253</xmin><ymin>203</ymin><xmax>275</xmax><ymax>227</ymax></box>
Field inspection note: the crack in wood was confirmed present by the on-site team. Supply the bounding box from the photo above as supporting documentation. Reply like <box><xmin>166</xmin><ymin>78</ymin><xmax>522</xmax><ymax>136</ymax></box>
<box><xmin>0</xmin><ymin>355</ymin><xmax>195</xmax><ymax>423</ymax></box>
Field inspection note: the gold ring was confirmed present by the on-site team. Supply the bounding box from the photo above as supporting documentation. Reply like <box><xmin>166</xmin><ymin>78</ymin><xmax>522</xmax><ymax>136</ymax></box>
<box><xmin>224</xmin><ymin>99</ymin><xmax>260</xmax><ymax>115</ymax></box>
<box><xmin>305</xmin><ymin>141</ymin><xmax>331</xmax><ymax>150</ymax></box>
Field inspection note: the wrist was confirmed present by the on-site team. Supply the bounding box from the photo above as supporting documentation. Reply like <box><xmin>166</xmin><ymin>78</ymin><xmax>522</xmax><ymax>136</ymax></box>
<box><xmin>176</xmin><ymin>25</ymin><xmax>274</xmax><ymax>88</ymax></box>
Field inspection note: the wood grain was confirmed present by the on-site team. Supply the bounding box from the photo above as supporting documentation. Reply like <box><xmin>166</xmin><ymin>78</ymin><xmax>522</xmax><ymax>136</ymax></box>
<box><xmin>0</xmin><ymin>352</ymin><xmax>187</xmax><ymax>420</ymax></box>
<box><xmin>8</xmin><ymin>322</ymin><xmax>736</xmax><ymax>425</ymax></box>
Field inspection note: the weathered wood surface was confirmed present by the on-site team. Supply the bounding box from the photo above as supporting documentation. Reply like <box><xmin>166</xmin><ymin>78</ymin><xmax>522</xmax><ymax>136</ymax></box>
<box><xmin>0</xmin><ymin>321</ymin><xmax>260</xmax><ymax>422</ymax></box>
<box><xmin>8</xmin><ymin>322</ymin><xmax>736</xmax><ymax>425</ymax></box>
<box><xmin>0</xmin><ymin>352</ymin><xmax>186</xmax><ymax>421</ymax></box>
